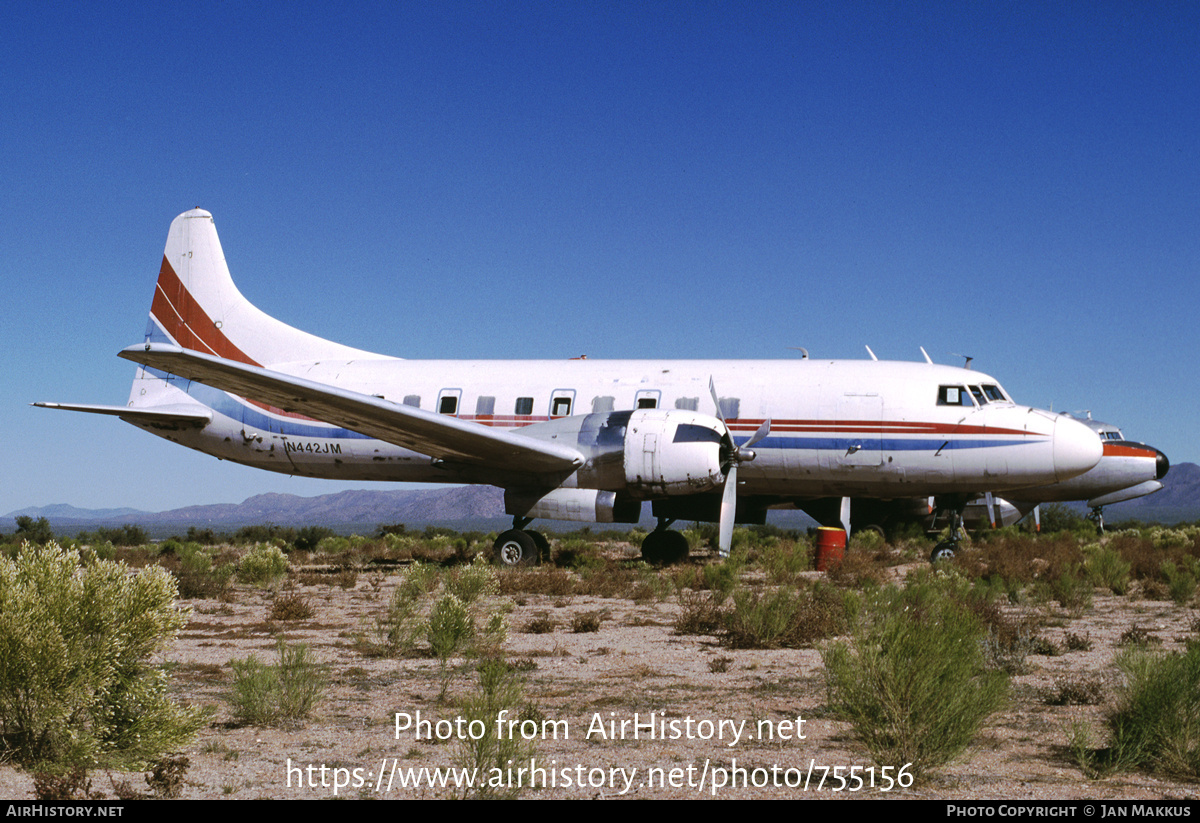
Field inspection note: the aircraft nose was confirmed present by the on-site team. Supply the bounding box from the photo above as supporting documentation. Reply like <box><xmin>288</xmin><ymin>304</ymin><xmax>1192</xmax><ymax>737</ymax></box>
<box><xmin>1157</xmin><ymin>449</ymin><xmax>1170</xmax><ymax>480</ymax></box>
<box><xmin>1053</xmin><ymin>415</ymin><xmax>1104</xmax><ymax>482</ymax></box>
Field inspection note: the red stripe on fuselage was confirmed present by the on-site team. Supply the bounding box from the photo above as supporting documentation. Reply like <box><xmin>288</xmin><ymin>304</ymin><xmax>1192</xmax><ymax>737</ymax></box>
<box><xmin>1103</xmin><ymin>443</ymin><xmax>1157</xmax><ymax>459</ymax></box>
<box><xmin>727</xmin><ymin>420</ymin><xmax>1039</xmax><ymax>437</ymax></box>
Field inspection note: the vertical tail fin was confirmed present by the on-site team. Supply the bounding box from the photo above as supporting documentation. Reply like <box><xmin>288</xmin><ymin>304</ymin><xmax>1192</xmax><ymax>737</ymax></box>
<box><xmin>144</xmin><ymin>209</ymin><xmax>373</xmax><ymax>367</ymax></box>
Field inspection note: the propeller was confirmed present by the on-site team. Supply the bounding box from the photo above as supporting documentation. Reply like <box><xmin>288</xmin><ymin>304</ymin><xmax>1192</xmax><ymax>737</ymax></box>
<box><xmin>709</xmin><ymin>378</ymin><xmax>771</xmax><ymax>557</ymax></box>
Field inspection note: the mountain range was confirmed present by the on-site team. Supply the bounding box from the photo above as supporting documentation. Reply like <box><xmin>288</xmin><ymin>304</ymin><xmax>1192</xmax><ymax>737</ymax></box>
<box><xmin>6</xmin><ymin>462</ymin><xmax>1198</xmax><ymax>538</ymax></box>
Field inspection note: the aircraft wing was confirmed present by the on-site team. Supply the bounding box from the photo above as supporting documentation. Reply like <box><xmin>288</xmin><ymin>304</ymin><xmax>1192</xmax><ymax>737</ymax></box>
<box><xmin>118</xmin><ymin>343</ymin><xmax>585</xmax><ymax>476</ymax></box>
<box><xmin>32</xmin><ymin>402</ymin><xmax>212</xmax><ymax>428</ymax></box>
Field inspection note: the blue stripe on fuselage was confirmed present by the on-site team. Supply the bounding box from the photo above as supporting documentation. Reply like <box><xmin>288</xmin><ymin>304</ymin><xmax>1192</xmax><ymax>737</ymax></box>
<box><xmin>144</xmin><ymin>366</ymin><xmax>372</xmax><ymax>440</ymax></box>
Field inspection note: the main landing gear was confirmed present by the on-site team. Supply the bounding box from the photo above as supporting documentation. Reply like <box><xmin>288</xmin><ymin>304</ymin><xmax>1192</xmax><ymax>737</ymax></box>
<box><xmin>640</xmin><ymin>519</ymin><xmax>690</xmax><ymax>565</ymax></box>
<box><xmin>929</xmin><ymin>496</ymin><xmax>969</xmax><ymax>564</ymax></box>
<box><xmin>492</xmin><ymin>517</ymin><xmax>550</xmax><ymax>567</ymax></box>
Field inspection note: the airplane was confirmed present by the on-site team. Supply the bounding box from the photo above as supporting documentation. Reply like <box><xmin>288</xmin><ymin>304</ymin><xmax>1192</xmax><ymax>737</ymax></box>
<box><xmin>962</xmin><ymin>413</ymin><xmax>1169</xmax><ymax>533</ymax></box>
<box><xmin>801</xmin><ymin>412</ymin><xmax>1169</xmax><ymax>554</ymax></box>
<box><xmin>35</xmin><ymin>208</ymin><xmax>1104</xmax><ymax>565</ymax></box>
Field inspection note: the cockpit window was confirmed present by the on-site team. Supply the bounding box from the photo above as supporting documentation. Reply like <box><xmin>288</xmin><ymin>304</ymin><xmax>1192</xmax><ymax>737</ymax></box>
<box><xmin>969</xmin><ymin>385</ymin><xmax>987</xmax><ymax>405</ymax></box>
<box><xmin>981</xmin><ymin>384</ymin><xmax>1007</xmax><ymax>402</ymax></box>
<box><xmin>937</xmin><ymin>385</ymin><xmax>972</xmax><ymax>406</ymax></box>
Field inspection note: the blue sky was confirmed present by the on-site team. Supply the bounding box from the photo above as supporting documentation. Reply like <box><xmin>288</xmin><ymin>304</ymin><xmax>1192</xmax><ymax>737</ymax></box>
<box><xmin>3</xmin><ymin>2</ymin><xmax>1197</xmax><ymax>516</ymax></box>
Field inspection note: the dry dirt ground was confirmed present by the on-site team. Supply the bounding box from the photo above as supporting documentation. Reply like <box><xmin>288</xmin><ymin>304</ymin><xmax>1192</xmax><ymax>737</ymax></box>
<box><xmin>3</xmin><ymin>544</ymin><xmax>1200</xmax><ymax>801</ymax></box>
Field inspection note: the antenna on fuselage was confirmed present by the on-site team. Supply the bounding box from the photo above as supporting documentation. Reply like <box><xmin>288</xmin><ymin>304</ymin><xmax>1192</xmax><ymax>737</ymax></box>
<box><xmin>951</xmin><ymin>353</ymin><xmax>974</xmax><ymax>369</ymax></box>
<box><xmin>919</xmin><ymin>347</ymin><xmax>933</xmax><ymax>364</ymax></box>
<box><xmin>787</xmin><ymin>347</ymin><xmax>809</xmax><ymax>359</ymax></box>
<box><xmin>865</xmin><ymin>345</ymin><xmax>878</xmax><ymax>361</ymax></box>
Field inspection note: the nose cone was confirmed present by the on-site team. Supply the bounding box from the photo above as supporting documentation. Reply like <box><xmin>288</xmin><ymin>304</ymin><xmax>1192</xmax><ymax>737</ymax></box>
<box><xmin>1053</xmin><ymin>415</ymin><xmax>1104</xmax><ymax>482</ymax></box>
<box><xmin>1157</xmin><ymin>449</ymin><xmax>1170</xmax><ymax>480</ymax></box>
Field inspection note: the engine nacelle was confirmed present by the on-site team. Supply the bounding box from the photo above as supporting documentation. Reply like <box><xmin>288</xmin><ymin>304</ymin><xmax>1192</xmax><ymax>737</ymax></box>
<box><xmin>515</xmin><ymin>408</ymin><xmax>730</xmax><ymax>498</ymax></box>
<box><xmin>620</xmin><ymin>409</ymin><xmax>727</xmax><ymax>496</ymax></box>
<box><xmin>505</xmin><ymin>487</ymin><xmax>642</xmax><ymax>523</ymax></box>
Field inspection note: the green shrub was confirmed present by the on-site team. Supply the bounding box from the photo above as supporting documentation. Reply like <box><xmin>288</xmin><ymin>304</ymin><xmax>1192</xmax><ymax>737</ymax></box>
<box><xmin>13</xmin><ymin>516</ymin><xmax>53</xmax><ymax>546</ymax></box>
<box><xmin>1048</xmin><ymin>566</ymin><xmax>1093</xmax><ymax>615</ymax></box>
<box><xmin>761</xmin><ymin>538</ymin><xmax>810</xmax><ymax>585</ymax></box>
<box><xmin>229</xmin><ymin>639</ymin><xmax>326</xmax><ymax>726</ymax></box>
<box><xmin>428</xmin><ymin>593</ymin><xmax>475</xmax><ymax>700</ymax></box>
<box><xmin>453</xmin><ymin>659</ymin><xmax>536</xmax><ymax>799</ymax></box>
<box><xmin>0</xmin><ymin>543</ymin><xmax>208</xmax><ymax>767</ymax></box>
<box><xmin>428</xmin><ymin>593</ymin><xmax>474</xmax><ymax>660</ymax></box>
<box><xmin>1084</xmin><ymin>546</ymin><xmax>1132</xmax><ymax>595</ymax></box>
<box><xmin>1161</xmin><ymin>559</ymin><xmax>1199</xmax><ymax>606</ymax></box>
<box><xmin>674</xmin><ymin>590</ymin><xmax>727</xmax><ymax>636</ymax></box>
<box><xmin>1097</xmin><ymin>645</ymin><xmax>1200</xmax><ymax>777</ymax></box>
<box><xmin>701</xmin><ymin>552</ymin><xmax>745</xmax><ymax>603</ymax></box>
<box><xmin>444</xmin><ymin>555</ymin><xmax>498</xmax><ymax>604</ymax></box>
<box><xmin>237</xmin><ymin>543</ymin><xmax>289</xmax><ymax>585</ymax></box>
<box><xmin>571</xmin><ymin>612</ymin><xmax>602</xmax><ymax>633</ymax></box>
<box><xmin>724</xmin><ymin>583</ymin><xmax>848</xmax><ymax>649</ymax></box>
<box><xmin>822</xmin><ymin>574</ymin><xmax>1008</xmax><ymax>779</ymax></box>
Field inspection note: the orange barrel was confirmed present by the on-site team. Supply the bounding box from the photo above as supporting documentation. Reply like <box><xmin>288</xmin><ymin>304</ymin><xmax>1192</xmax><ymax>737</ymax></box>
<box><xmin>814</xmin><ymin>527</ymin><xmax>847</xmax><ymax>571</ymax></box>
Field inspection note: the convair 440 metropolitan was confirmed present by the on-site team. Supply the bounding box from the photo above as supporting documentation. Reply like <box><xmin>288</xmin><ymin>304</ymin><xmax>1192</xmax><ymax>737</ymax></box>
<box><xmin>37</xmin><ymin>209</ymin><xmax>1103</xmax><ymax>564</ymax></box>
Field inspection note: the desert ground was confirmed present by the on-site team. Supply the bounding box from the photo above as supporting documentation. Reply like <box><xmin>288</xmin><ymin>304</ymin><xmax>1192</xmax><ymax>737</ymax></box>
<box><xmin>4</xmin><ymin>533</ymin><xmax>1200</xmax><ymax>801</ymax></box>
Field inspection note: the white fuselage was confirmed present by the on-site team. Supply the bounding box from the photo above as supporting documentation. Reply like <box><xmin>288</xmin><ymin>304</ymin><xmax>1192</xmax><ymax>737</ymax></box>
<box><xmin>131</xmin><ymin>353</ymin><xmax>1099</xmax><ymax>500</ymax></box>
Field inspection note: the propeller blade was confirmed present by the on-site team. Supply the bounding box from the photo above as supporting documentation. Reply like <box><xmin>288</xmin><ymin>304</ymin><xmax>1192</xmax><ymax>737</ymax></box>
<box><xmin>742</xmin><ymin>417</ymin><xmax>771</xmax><ymax>456</ymax></box>
<box><xmin>718</xmin><ymin>463</ymin><xmax>737</xmax><ymax>558</ymax></box>
<box><xmin>984</xmin><ymin>491</ymin><xmax>996</xmax><ymax>529</ymax></box>
<box><xmin>708</xmin><ymin>377</ymin><xmax>726</xmax><ymax>425</ymax></box>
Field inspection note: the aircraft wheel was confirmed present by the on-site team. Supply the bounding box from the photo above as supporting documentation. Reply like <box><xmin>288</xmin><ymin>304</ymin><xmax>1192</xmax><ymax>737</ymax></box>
<box><xmin>527</xmin><ymin>530</ymin><xmax>551</xmax><ymax>562</ymax></box>
<box><xmin>494</xmin><ymin>529</ymin><xmax>539</xmax><ymax>567</ymax></box>
<box><xmin>641</xmin><ymin>531</ymin><xmax>665</xmax><ymax>564</ymax></box>
<box><xmin>930</xmin><ymin>541</ymin><xmax>957</xmax><ymax>564</ymax></box>
<box><xmin>641</xmin><ymin>530</ymin><xmax>689</xmax><ymax>565</ymax></box>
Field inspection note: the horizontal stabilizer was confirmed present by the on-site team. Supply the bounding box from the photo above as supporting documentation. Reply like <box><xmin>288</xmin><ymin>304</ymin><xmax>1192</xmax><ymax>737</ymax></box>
<box><xmin>118</xmin><ymin>343</ymin><xmax>585</xmax><ymax>477</ymax></box>
<box><xmin>33</xmin><ymin>402</ymin><xmax>212</xmax><ymax>428</ymax></box>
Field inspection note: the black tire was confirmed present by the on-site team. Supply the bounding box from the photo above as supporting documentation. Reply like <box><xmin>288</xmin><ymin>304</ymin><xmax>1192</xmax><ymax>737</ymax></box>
<box><xmin>494</xmin><ymin>529</ymin><xmax>538</xmax><ymax>567</ymax></box>
<box><xmin>641</xmin><ymin>530</ymin><xmax>690</xmax><ymax>565</ymax></box>
<box><xmin>930</xmin><ymin>540</ymin><xmax>957</xmax><ymax>564</ymax></box>
<box><xmin>527</xmin><ymin>530</ymin><xmax>551</xmax><ymax>562</ymax></box>
<box><xmin>641</xmin><ymin>530</ymin><xmax>665</xmax><ymax>564</ymax></box>
<box><xmin>661</xmin><ymin>530</ymin><xmax>690</xmax><ymax>564</ymax></box>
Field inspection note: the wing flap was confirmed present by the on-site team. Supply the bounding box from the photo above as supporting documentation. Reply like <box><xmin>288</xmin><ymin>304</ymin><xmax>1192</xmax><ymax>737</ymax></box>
<box><xmin>117</xmin><ymin>343</ymin><xmax>584</xmax><ymax>476</ymax></box>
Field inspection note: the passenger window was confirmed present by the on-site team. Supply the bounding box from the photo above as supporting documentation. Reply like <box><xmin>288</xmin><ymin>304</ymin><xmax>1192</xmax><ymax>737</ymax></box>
<box><xmin>475</xmin><ymin>396</ymin><xmax>495</xmax><ymax>416</ymax></box>
<box><xmin>514</xmin><ymin>397</ymin><xmax>534</xmax><ymax>415</ymax></box>
<box><xmin>592</xmin><ymin>396</ymin><xmax>615</xmax><ymax>413</ymax></box>
<box><xmin>438</xmin><ymin>396</ymin><xmax>458</xmax><ymax>415</ymax></box>
<box><xmin>551</xmin><ymin>397</ymin><xmax>572</xmax><ymax>417</ymax></box>
<box><xmin>635</xmin><ymin>390</ymin><xmax>660</xmax><ymax>409</ymax></box>
<box><xmin>675</xmin><ymin>397</ymin><xmax>699</xmax><ymax>411</ymax></box>
<box><xmin>403</xmin><ymin>395</ymin><xmax>421</xmax><ymax>408</ymax></box>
